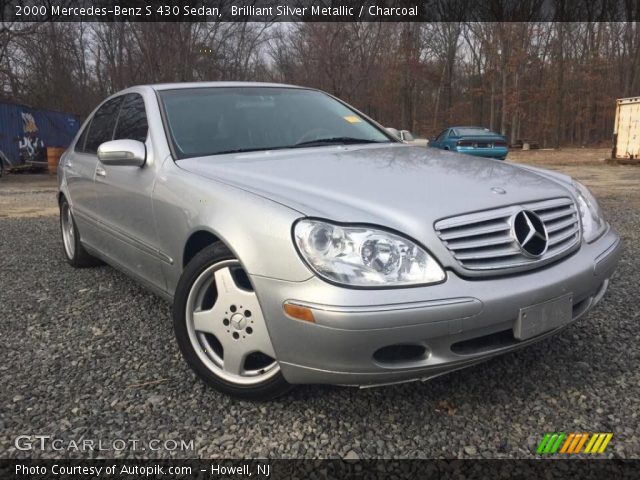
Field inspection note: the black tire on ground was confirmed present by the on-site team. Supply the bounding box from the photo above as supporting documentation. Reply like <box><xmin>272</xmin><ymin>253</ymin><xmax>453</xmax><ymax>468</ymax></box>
<box><xmin>173</xmin><ymin>242</ymin><xmax>292</xmax><ymax>400</ymax></box>
<box><xmin>59</xmin><ymin>197</ymin><xmax>102</xmax><ymax>268</ymax></box>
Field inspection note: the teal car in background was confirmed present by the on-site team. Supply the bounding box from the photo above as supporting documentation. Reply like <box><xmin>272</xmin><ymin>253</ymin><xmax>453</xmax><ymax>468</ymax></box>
<box><xmin>429</xmin><ymin>126</ymin><xmax>508</xmax><ymax>160</ymax></box>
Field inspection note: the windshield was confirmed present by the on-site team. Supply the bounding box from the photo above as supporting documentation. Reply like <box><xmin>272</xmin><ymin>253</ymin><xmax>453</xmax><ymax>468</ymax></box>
<box><xmin>453</xmin><ymin>127</ymin><xmax>496</xmax><ymax>137</ymax></box>
<box><xmin>159</xmin><ymin>87</ymin><xmax>392</xmax><ymax>158</ymax></box>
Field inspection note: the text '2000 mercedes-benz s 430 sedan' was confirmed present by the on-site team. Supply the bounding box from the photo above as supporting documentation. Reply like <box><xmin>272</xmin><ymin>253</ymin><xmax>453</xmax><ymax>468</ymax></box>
<box><xmin>58</xmin><ymin>82</ymin><xmax>621</xmax><ymax>399</ymax></box>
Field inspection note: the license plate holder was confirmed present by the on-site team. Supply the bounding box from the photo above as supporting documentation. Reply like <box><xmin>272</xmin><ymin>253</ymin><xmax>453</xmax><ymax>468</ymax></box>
<box><xmin>514</xmin><ymin>293</ymin><xmax>573</xmax><ymax>340</ymax></box>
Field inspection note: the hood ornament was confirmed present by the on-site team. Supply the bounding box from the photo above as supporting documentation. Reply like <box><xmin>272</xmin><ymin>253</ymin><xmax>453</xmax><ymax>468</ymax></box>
<box><xmin>491</xmin><ymin>187</ymin><xmax>507</xmax><ymax>194</ymax></box>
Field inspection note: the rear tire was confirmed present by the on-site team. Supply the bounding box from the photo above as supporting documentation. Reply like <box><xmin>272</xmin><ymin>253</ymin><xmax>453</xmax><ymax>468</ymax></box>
<box><xmin>173</xmin><ymin>242</ymin><xmax>291</xmax><ymax>400</ymax></box>
<box><xmin>59</xmin><ymin>197</ymin><xmax>101</xmax><ymax>268</ymax></box>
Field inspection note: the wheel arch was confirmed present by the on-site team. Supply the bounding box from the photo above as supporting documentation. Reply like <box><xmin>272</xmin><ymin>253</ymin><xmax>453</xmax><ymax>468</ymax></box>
<box><xmin>182</xmin><ymin>229</ymin><xmax>223</xmax><ymax>269</ymax></box>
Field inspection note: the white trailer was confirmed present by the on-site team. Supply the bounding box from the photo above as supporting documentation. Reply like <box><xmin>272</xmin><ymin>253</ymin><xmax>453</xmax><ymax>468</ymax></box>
<box><xmin>612</xmin><ymin>97</ymin><xmax>640</xmax><ymax>159</ymax></box>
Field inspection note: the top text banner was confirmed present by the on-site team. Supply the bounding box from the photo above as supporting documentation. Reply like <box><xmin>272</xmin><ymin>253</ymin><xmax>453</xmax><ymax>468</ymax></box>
<box><xmin>3</xmin><ymin>0</ymin><xmax>640</xmax><ymax>22</ymax></box>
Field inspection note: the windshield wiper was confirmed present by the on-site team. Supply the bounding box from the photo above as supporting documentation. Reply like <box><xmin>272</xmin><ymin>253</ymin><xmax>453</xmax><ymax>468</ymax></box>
<box><xmin>204</xmin><ymin>138</ymin><xmax>388</xmax><ymax>156</ymax></box>
<box><xmin>211</xmin><ymin>145</ymin><xmax>294</xmax><ymax>155</ymax></box>
<box><xmin>292</xmin><ymin>137</ymin><xmax>390</xmax><ymax>148</ymax></box>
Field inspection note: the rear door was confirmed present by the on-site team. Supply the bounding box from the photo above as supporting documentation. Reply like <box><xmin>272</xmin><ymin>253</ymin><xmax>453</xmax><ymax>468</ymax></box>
<box><xmin>93</xmin><ymin>93</ymin><xmax>165</xmax><ymax>291</ymax></box>
<box><xmin>65</xmin><ymin>96</ymin><xmax>123</xmax><ymax>247</ymax></box>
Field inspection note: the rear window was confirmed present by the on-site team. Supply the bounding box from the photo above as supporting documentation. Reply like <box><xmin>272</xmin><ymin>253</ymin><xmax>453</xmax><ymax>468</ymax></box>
<box><xmin>453</xmin><ymin>127</ymin><xmax>496</xmax><ymax>137</ymax></box>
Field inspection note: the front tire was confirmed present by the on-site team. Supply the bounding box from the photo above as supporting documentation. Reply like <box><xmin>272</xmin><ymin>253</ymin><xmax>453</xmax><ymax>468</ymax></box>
<box><xmin>173</xmin><ymin>242</ymin><xmax>291</xmax><ymax>400</ymax></box>
<box><xmin>59</xmin><ymin>197</ymin><xmax>101</xmax><ymax>268</ymax></box>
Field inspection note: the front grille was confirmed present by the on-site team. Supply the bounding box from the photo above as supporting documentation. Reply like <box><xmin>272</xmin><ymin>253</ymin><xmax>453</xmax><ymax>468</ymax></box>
<box><xmin>435</xmin><ymin>197</ymin><xmax>580</xmax><ymax>272</ymax></box>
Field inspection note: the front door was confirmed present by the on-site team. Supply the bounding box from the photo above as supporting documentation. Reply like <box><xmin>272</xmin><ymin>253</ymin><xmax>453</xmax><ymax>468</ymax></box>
<box><xmin>93</xmin><ymin>93</ymin><xmax>166</xmax><ymax>292</ymax></box>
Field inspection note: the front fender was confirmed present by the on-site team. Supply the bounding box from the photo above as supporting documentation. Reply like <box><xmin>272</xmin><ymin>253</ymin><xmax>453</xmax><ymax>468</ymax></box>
<box><xmin>153</xmin><ymin>159</ymin><xmax>313</xmax><ymax>297</ymax></box>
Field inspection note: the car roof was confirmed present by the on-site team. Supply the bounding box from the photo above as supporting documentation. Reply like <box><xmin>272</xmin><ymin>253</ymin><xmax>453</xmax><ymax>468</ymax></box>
<box><xmin>147</xmin><ymin>81</ymin><xmax>307</xmax><ymax>91</ymax></box>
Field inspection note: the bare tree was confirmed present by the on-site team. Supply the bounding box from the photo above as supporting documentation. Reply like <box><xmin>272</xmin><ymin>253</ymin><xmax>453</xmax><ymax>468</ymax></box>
<box><xmin>2</xmin><ymin>21</ymin><xmax>638</xmax><ymax>145</ymax></box>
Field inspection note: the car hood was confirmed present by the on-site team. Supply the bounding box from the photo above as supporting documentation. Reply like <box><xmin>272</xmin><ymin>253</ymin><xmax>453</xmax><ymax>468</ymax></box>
<box><xmin>177</xmin><ymin>144</ymin><xmax>572</xmax><ymax>231</ymax></box>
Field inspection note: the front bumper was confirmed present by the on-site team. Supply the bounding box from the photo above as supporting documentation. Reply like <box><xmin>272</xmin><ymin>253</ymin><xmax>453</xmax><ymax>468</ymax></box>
<box><xmin>251</xmin><ymin>226</ymin><xmax>622</xmax><ymax>386</ymax></box>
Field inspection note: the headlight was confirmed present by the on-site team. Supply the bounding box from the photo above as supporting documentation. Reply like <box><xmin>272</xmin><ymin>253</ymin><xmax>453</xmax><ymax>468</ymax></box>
<box><xmin>573</xmin><ymin>180</ymin><xmax>606</xmax><ymax>242</ymax></box>
<box><xmin>293</xmin><ymin>219</ymin><xmax>445</xmax><ymax>287</ymax></box>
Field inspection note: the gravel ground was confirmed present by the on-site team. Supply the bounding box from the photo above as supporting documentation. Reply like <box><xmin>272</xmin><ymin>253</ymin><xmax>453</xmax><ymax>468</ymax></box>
<box><xmin>0</xmin><ymin>198</ymin><xmax>638</xmax><ymax>460</ymax></box>
<box><xmin>0</xmin><ymin>174</ymin><xmax>58</xmax><ymax>218</ymax></box>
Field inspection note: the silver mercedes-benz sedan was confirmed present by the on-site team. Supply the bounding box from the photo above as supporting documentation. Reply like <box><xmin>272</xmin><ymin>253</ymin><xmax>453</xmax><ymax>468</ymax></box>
<box><xmin>58</xmin><ymin>82</ymin><xmax>621</xmax><ymax>399</ymax></box>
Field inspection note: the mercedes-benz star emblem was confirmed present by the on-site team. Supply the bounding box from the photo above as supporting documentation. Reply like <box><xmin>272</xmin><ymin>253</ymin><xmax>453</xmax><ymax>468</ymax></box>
<box><xmin>511</xmin><ymin>210</ymin><xmax>548</xmax><ymax>257</ymax></box>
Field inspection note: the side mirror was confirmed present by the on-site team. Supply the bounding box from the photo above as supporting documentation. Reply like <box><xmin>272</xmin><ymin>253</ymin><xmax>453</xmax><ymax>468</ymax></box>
<box><xmin>399</xmin><ymin>130</ymin><xmax>414</xmax><ymax>141</ymax></box>
<box><xmin>97</xmin><ymin>139</ymin><xmax>146</xmax><ymax>167</ymax></box>
<box><xmin>385</xmin><ymin>127</ymin><xmax>400</xmax><ymax>138</ymax></box>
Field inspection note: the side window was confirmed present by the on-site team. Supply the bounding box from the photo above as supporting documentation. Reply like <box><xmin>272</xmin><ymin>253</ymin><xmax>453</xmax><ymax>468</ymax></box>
<box><xmin>84</xmin><ymin>96</ymin><xmax>124</xmax><ymax>154</ymax></box>
<box><xmin>435</xmin><ymin>129</ymin><xmax>448</xmax><ymax>142</ymax></box>
<box><xmin>448</xmin><ymin>129</ymin><xmax>457</xmax><ymax>137</ymax></box>
<box><xmin>74</xmin><ymin>121</ymin><xmax>91</xmax><ymax>153</ymax></box>
<box><xmin>114</xmin><ymin>94</ymin><xmax>148</xmax><ymax>142</ymax></box>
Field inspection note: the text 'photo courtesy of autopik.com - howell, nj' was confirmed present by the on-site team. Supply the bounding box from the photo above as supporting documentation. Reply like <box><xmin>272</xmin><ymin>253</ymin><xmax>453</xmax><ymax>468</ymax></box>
<box><xmin>1</xmin><ymin>1</ymin><xmax>640</xmax><ymax>480</ymax></box>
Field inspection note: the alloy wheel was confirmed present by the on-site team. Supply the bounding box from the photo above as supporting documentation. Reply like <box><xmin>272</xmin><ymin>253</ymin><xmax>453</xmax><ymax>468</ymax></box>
<box><xmin>184</xmin><ymin>259</ymin><xmax>279</xmax><ymax>385</ymax></box>
<box><xmin>61</xmin><ymin>203</ymin><xmax>76</xmax><ymax>259</ymax></box>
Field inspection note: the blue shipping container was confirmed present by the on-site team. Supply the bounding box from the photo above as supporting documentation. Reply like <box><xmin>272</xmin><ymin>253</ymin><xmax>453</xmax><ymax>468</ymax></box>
<box><xmin>0</xmin><ymin>101</ymin><xmax>80</xmax><ymax>166</ymax></box>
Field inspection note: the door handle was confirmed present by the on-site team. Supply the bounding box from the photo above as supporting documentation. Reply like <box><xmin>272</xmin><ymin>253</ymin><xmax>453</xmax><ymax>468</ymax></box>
<box><xmin>96</xmin><ymin>166</ymin><xmax>106</xmax><ymax>177</ymax></box>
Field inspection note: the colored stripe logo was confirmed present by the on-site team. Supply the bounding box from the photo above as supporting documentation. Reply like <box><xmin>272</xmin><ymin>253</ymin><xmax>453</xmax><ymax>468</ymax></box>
<box><xmin>537</xmin><ymin>432</ymin><xmax>613</xmax><ymax>454</ymax></box>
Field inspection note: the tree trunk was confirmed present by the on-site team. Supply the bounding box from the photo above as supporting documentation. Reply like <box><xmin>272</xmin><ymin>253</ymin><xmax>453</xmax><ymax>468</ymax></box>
<box><xmin>555</xmin><ymin>23</ymin><xmax>565</xmax><ymax>149</ymax></box>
